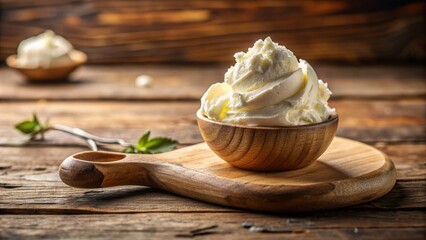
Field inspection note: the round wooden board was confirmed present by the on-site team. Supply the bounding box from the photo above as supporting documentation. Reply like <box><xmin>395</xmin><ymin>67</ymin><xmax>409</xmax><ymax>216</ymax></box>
<box><xmin>155</xmin><ymin>136</ymin><xmax>397</xmax><ymax>212</ymax></box>
<box><xmin>60</xmin><ymin>137</ymin><xmax>397</xmax><ymax>212</ymax></box>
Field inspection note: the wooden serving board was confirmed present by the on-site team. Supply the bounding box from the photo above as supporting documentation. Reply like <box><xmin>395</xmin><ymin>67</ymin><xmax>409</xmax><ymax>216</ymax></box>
<box><xmin>60</xmin><ymin>137</ymin><xmax>397</xmax><ymax>212</ymax></box>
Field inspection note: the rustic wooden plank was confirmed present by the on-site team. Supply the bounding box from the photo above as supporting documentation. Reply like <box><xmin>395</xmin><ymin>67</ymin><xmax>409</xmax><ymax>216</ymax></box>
<box><xmin>0</xmin><ymin>172</ymin><xmax>424</xmax><ymax>214</ymax></box>
<box><xmin>0</xmin><ymin>99</ymin><xmax>424</xmax><ymax>146</ymax></box>
<box><xmin>353</xmin><ymin>180</ymin><xmax>425</xmax><ymax>210</ymax></box>
<box><xmin>0</xmin><ymin>65</ymin><xmax>424</xmax><ymax>100</ymax></box>
<box><xmin>332</xmin><ymin>99</ymin><xmax>426</xmax><ymax>142</ymax></box>
<box><xmin>1</xmin><ymin>213</ymin><xmax>425</xmax><ymax>240</ymax></box>
<box><xmin>1</xmin><ymin>143</ymin><xmax>423</xmax><ymax>180</ymax></box>
<box><xmin>0</xmin><ymin>146</ymin><xmax>88</xmax><ymax>177</ymax></box>
<box><xmin>0</xmin><ymin>180</ymin><xmax>232</xmax><ymax>213</ymax></box>
<box><xmin>2</xmin><ymin>228</ymin><xmax>424</xmax><ymax>240</ymax></box>
<box><xmin>1</xmin><ymin>1</ymin><xmax>424</xmax><ymax>63</ymax></box>
<box><xmin>0</xmin><ymin>101</ymin><xmax>202</xmax><ymax>145</ymax></box>
<box><xmin>373</xmin><ymin>143</ymin><xmax>426</xmax><ymax>180</ymax></box>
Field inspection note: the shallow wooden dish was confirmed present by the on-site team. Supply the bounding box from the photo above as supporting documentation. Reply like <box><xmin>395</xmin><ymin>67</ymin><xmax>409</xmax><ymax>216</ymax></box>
<box><xmin>197</xmin><ymin>111</ymin><xmax>338</xmax><ymax>171</ymax></box>
<box><xmin>6</xmin><ymin>50</ymin><xmax>87</xmax><ymax>82</ymax></box>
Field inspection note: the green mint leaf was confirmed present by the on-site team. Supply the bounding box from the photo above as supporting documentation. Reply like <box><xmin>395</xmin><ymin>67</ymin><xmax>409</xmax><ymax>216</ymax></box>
<box><xmin>15</xmin><ymin>113</ymin><xmax>49</xmax><ymax>138</ymax></box>
<box><xmin>15</xmin><ymin>120</ymin><xmax>37</xmax><ymax>134</ymax></box>
<box><xmin>145</xmin><ymin>137</ymin><xmax>178</xmax><ymax>154</ymax></box>
<box><xmin>32</xmin><ymin>113</ymin><xmax>40</xmax><ymax>125</ymax></box>
<box><xmin>123</xmin><ymin>146</ymin><xmax>137</xmax><ymax>154</ymax></box>
<box><xmin>137</xmin><ymin>131</ymin><xmax>150</xmax><ymax>148</ymax></box>
<box><xmin>124</xmin><ymin>132</ymin><xmax>178</xmax><ymax>154</ymax></box>
<box><xmin>124</xmin><ymin>145</ymin><xmax>147</xmax><ymax>154</ymax></box>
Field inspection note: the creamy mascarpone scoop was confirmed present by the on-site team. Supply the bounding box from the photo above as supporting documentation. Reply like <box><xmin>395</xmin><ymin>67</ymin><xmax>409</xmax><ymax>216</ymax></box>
<box><xmin>16</xmin><ymin>30</ymin><xmax>74</xmax><ymax>68</ymax></box>
<box><xmin>200</xmin><ymin>37</ymin><xmax>336</xmax><ymax>126</ymax></box>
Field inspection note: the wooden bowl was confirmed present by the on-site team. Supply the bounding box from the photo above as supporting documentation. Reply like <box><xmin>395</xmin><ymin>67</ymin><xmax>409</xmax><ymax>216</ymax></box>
<box><xmin>197</xmin><ymin>110</ymin><xmax>338</xmax><ymax>171</ymax></box>
<box><xmin>6</xmin><ymin>50</ymin><xmax>87</xmax><ymax>82</ymax></box>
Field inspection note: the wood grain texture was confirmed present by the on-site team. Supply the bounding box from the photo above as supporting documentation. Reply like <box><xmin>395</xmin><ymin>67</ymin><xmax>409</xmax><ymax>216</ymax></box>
<box><xmin>0</xmin><ymin>1</ymin><xmax>424</xmax><ymax>63</ymax></box>
<box><xmin>1</xmin><ymin>65</ymin><xmax>425</xmax><ymax>101</ymax></box>
<box><xmin>1</xmin><ymin>213</ymin><xmax>425</xmax><ymax>240</ymax></box>
<box><xmin>1</xmin><ymin>178</ymin><xmax>423</xmax><ymax>214</ymax></box>
<box><xmin>0</xmin><ymin>99</ymin><xmax>424</xmax><ymax>146</ymax></box>
<box><xmin>58</xmin><ymin>137</ymin><xmax>396</xmax><ymax>212</ymax></box>
<box><xmin>197</xmin><ymin>112</ymin><xmax>338</xmax><ymax>170</ymax></box>
<box><xmin>373</xmin><ymin>143</ymin><xmax>426</xmax><ymax>180</ymax></box>
<box><xmin>0</xmin><ymin>143</ymin><xmax>422</xmax><ymax>180</ymax></box>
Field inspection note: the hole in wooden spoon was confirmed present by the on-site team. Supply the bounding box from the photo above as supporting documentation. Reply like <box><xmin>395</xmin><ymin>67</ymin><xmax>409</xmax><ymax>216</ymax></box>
<box><xmin>73</xmin><ymin>152</ymin><xmax>126</xmax><ymax>162</ymax></box>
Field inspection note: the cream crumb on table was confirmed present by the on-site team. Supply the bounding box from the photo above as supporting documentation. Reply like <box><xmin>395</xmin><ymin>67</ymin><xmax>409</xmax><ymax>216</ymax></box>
<box><xmin>135</xmin><ymin>74</ymin><xmax>153</xmax><ymax>88</ymax></box>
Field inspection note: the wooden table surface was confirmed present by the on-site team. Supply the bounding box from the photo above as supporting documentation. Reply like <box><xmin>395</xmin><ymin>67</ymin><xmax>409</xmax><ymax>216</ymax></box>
<box><xmin>0</xmin><ymin>64</ymin><xmax>425</xmax><ymax>239</ymax></box>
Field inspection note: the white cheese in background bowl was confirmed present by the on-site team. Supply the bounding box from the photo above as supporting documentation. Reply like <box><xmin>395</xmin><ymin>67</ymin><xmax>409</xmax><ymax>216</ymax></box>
<box><xmin>6</xmin><ymin>30</ymin><xmax>87</xmax><ymax>82</ymax></box>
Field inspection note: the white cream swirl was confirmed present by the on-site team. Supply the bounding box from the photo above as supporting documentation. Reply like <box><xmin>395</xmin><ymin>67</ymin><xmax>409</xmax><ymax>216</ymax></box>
<box><xmin>16</xmin><ymin>30</ymin><xmax>74</xmax><ymax>68</ymax></box>
<box><xmin>200</xmin><ymin>37</ymin><xmax>335</xmax><ymax>126</ymax></box>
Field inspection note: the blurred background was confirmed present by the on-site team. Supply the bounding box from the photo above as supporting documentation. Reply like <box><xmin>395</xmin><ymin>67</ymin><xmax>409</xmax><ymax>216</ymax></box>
<box><xmin>1</xmin><ymin>0</ymin><xmax>424</xmax><ymax>65</ymax></box>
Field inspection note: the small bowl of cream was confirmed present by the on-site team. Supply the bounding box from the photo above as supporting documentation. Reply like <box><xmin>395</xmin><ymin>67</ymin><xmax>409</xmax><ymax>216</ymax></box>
<box><xmin>6</xmin><ymin>30</ymin><xmax>87</xmax><ymax>82</ymax></box>
<box><xmin>197</xmin><ymin>37</ymin><xmax>338</xmax><ymax>171</ymax></box>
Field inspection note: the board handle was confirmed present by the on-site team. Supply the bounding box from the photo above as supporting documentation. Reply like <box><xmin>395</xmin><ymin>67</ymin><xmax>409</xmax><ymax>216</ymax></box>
<box><xmin>59</xmin><ymin>151</ymin><xmax>154</xmax><ymax>188</ymax></box>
